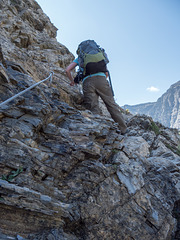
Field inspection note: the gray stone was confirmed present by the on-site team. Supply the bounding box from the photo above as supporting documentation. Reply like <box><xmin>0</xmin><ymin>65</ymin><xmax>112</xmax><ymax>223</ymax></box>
<box><xmin>0</xmin><ymin>1</ymin><xmax>180</xmax><ymax>240</ymax></box>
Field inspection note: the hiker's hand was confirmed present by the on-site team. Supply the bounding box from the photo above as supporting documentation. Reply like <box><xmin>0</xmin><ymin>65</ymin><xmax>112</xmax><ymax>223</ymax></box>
<box><xmin>70</xmin><ymin>81</ymin><xmax>75</xmax><ymax>86</ymax></box>
<box><xmin>105</xmin><ymin>71</ymin><xmax>109</xmax><ymax>79</ymax></box>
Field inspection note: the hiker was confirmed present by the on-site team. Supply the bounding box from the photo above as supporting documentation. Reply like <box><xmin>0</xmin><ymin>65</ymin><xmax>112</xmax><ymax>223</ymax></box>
<box><xmin>66</xmin><ymin>40</ymin><xmax>127</xmax><ymax>134</ymax></box>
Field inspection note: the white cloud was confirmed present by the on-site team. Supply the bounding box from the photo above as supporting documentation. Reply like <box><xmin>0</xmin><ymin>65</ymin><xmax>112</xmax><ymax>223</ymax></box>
<box><xmin>146</xmin><ymin>86</ymin><xmax>160</xmax><ymax>92</ymax></box>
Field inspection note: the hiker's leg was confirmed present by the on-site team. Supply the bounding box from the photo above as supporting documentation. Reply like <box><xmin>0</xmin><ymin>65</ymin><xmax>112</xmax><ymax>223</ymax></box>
<box><xmin>82</xmin><ymin>77</ymin><xmax>101</xmax><ymax>114</ymax></box>
<box><xmin>95</xmin><ymin>76</ymin><xmax>127</xmax><ymax>133</ymax></box>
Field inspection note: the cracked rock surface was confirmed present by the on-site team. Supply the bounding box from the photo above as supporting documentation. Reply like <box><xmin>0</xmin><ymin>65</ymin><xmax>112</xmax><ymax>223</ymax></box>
<box><xmin>0</xmin><ymin>1</ymin><xmax>180</xmax><ymax>239</ymax></box>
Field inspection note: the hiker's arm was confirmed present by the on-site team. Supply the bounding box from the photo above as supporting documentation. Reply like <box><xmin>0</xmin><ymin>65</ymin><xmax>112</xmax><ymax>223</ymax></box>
<box><xmin>66</xmin><ymin>62</ymin><xmax>77</xmax><ymax>86</ymax></box>
<box><xmin>105</xmin><ymin>71</ymin><xmax>109</xmax><ymax>79</ymax></box>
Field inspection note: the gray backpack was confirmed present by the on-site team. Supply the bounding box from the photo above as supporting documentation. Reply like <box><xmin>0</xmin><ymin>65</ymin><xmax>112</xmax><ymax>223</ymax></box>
<box><xmin>76</xmin><ymin>40</ymin><xmax>109</xmax><ymax>77</ymax></box>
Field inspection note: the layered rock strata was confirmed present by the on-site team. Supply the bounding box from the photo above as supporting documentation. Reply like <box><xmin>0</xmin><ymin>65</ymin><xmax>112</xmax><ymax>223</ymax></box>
<box><xmin>0</xmin><ymin>1</ymin><xmax>180</xmax><ymax>240</ymax></box>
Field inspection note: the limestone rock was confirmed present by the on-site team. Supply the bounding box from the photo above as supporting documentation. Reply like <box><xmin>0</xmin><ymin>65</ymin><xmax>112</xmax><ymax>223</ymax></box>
<box><xmin>0</xmin><ymin>1</ymin><xmax>180</xmax><ymax>240</ymax></box>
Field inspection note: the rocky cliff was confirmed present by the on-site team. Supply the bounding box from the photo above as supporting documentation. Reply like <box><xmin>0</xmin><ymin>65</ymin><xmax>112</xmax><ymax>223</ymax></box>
<box><xmin>124</xmin><ymin>81</ymin><xmax>180</xmax><ymax>130</ymax></box>
<box><xmin>0</xmin><ymin>1</ymin><xmax>180</xmax><ymax>240</ymax></box>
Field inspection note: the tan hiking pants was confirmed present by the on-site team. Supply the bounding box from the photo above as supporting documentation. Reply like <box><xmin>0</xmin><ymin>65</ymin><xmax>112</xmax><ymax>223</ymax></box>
<box><xmin>82</xmin><ymin>75</ymin><xmax>127</xmax><ymax>133</ymax></box>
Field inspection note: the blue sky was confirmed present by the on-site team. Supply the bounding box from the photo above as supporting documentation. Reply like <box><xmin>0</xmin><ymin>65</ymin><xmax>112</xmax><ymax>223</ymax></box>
<box><xmin>36</xmin><ymin>0</ymin><xmax>180</xmax><ymax>106</ymax></box>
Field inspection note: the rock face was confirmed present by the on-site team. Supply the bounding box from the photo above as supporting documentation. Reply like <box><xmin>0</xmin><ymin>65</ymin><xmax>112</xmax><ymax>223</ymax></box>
<box><xmin>0</xmin><ymin>0</ymin><xmax>84</xmax><ymax>108</ymax></box>
<box><xmin>0</xmin><ymin>1</ymin><xmax>180</xmax><ymax>240</ymax></box>
<box><xmin>124</xmin><ymin>81</ymin><xmax>180</xmax><ymax>129</ymax></box>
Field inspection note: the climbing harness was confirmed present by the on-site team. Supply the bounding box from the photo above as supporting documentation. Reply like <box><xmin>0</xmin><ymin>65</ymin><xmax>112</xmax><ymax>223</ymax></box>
<box><xmin>0</xmin><ymin>72</ymin><xmax>54</xmax><ymax>108</ymax></box>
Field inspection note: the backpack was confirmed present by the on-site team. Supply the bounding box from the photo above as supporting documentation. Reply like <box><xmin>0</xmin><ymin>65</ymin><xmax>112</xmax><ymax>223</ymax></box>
<box><xmin>76</xmin><ymin>40</ymin><xmax>109</xmax><ymax>77</ymax></box>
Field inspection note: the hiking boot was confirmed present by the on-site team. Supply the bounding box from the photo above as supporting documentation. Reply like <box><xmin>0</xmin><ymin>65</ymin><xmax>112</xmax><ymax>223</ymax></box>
<box><xmin>121</xmin><ymin>128</ymin><xmax>129</xmax><ymax>135</ymax></box>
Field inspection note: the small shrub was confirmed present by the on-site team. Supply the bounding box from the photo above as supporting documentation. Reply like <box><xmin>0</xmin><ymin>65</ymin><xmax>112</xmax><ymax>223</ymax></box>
<box><xmin>165</xmin><ymin>143</ymin><xmax>180</xmax><ymax>157</ymax></box>
<box><xmin>111</xmin><ymin>149</ymin><xmax>120</xmax><ymax>154</ymax></box>
<box><xmin>175</xmin><ymin>144</ymin><xmax>180</xmax><ymax>156</ymax></box>
<box><xmin>149</xmin><ymin>121</ymin><xmax>160</xmax><ymax>135</ymax></box>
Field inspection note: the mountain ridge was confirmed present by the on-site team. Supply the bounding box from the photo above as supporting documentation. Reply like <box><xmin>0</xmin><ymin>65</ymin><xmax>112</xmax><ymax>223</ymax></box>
<box><xmin>0</xmin><ymin>0</ymin><xmax>180</xmax><ymax>239</ymax></box>
<box><xmin>124</xmin><ymin>80</ymin><xmax>180</xmax><ymax>129</ymax></box>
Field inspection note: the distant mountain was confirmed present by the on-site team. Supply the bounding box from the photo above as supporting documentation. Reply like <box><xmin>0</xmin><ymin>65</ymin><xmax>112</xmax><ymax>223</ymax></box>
<box><xmin>1</xmin><ymin>1</ymin><xmax>180</xmax><ymax>239</ymax></box>
<box><xmin>124</xmin><ymin>80</ymin><xmax>180</xmax><ymax>129</ymax></box>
